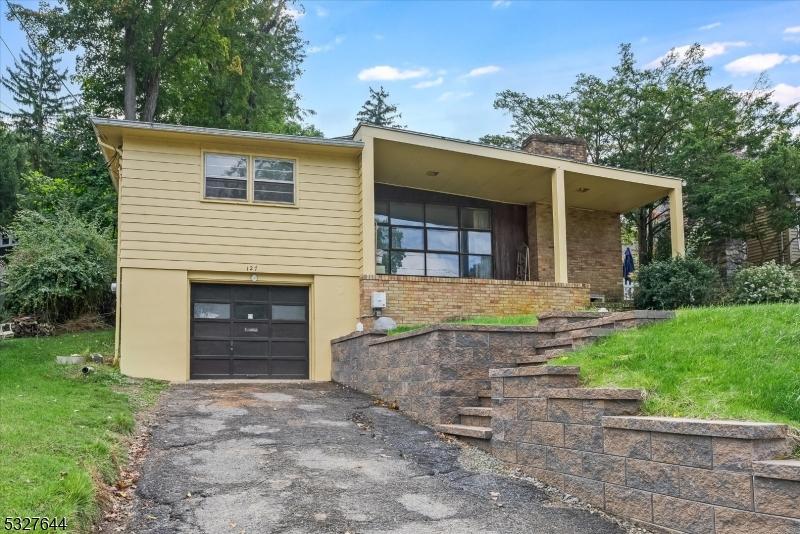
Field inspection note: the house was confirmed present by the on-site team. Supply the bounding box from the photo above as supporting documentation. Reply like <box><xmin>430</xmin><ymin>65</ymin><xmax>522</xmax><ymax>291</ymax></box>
<box><xmin>746</xmin><ymin>200</ymin><xmax>800</xmax><ymax>267</ymax></box>
<box><xmin>92</xmin><ymin>118</ymin><xmax>685</xmax><ymax>382</ymax></box>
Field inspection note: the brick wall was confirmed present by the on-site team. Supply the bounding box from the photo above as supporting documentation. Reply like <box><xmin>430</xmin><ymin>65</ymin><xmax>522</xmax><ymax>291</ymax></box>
<box><xmin>360</xmin><ymin>275</ymin><xmax>589</xmax><ymax>326</ymax></box>
<box><xmin>532</xmin><ymin>204</ymin><xmax>622</xmax><ymax>300</ymax></box>
<box><xmin>521</xmin><ymin>134</ymin><xmax>588</xmax><ymax>162</ymax></box>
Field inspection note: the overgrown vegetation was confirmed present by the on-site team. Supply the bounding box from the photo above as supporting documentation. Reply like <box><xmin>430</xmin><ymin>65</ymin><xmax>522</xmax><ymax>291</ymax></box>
<box><xmin>554</xmin><ymin>304</ymin><xmax>800</xmax><ymax>427</ymax></box>
<box><xmin>0</xmin><ymin>330</ymin><xmax>166</xmax><ymax>532</ymax></box>
<box><xmin>2</xmin><ymin>210</ymin><xmax>115</xmax><ymax>322</ymax></box>
<box><xmin>634</xmin><ymin>256</ymin><xmax>720</xmax><ymax>309</ymax></box>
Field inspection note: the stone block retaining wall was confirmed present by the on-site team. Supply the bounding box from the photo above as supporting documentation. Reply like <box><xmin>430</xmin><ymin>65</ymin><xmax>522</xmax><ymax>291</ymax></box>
<box><xmin>359</xmin><ymin>275</ymin><xmax>589</xmax><ymax>327</ymax></box>
<box><xmin>491</xmin><ymin>370</ymin><xmax>799</xmax><ymax>534</ymax></box>
<box><xmin>332</xmin><ymin>326</ymin><xmax>541</xmax><ymax>425</ymax></box>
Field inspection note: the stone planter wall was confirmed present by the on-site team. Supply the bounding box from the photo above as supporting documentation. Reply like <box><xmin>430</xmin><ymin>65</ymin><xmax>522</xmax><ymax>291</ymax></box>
<box><xmin>491</xmin><ymin>369</ymin><xmax>799</xmax><ymax>534</ymax></box>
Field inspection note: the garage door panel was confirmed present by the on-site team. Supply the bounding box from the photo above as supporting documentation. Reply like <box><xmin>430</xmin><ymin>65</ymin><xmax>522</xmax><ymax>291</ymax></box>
<box><xmin>232</xmin><ymin>285</ymin><xmax>268</xmax><ymax>301</ymax></box>
<box><xmin>191</xmin><ymin>283</ymin><xmax>308</xmax><ymax>379</ymax></box>
<box><xmin>232</xmin><ymin>358</ymin><xmax>270</xmax><ymax>376</ymax></box>
<box><xmin>231</xmin><ymin>322</ymin><xmax>269</xmax><ymax>338</ymax></box>
<box><xmin>233</xmin><ymin>340</ymin><xmax>269</xmax><ymax>356</ymax></box>
<box><xmin>270</xmin><ymin>359</ymin><xmax>308</xmax><ymax>378</ymax></box>
<box><xmin>193</xmin><ymin>322</ymin><xmax>231</xmax><ymax>338</ymax></box>
<box><xmin>192</xmin><ymin>339</ymin><xmax>229</xmax><ymax>356</ymax></box>
<box><xmin>191</xmin><ymin>358</ymin><xmax>231</xmax><ymax>377</ymax></box>
<box><xmin>271</xmin><ymin>340</ymin><xmax>307</xmax><ymax>357</ymax></box>
<box><xmin>271</xmin><ymin>322</ymin><xmax>307</xmax><ymax>339</ymax></box>
<box><xmin>193</xmin><ymin>285</ymin><xmax>231</xmax><ymax>301</ymax></box>
<box><xmin>271</xmin><ymin>286</ymin><xmax>308</xmax><ymax>303</ymax></box>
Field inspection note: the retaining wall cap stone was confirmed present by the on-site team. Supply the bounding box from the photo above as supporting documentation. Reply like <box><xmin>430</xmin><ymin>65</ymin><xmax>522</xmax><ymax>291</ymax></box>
<box><xmin>753</xmin><ymin>460</ymin><xmax>800</xmax><ymax>481</ymax></box>
<box><xmin>527</xmin><ymin>388</ymin><xmax>644</xmax><ymax>400</ymax></box>
<box><xmin>489</xmin><ymin>366</ymin><xmax>581</xmax><ymax>378</ymax></box>
<box><xmin>601</xmin><ymin>416</ymin><xmax>788</xmax><ymax>439</ymax></box>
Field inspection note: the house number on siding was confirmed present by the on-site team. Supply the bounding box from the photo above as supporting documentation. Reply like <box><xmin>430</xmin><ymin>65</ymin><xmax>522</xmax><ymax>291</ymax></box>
<box><xmin>245</xmin><ymin>265</ymin><xmax>258</xmax><ymax>272</ymax></box>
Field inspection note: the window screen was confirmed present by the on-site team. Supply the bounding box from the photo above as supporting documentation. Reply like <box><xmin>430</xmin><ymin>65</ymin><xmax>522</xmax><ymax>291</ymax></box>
<box><xmin>205</xmin><ymin>153</ymin><xmax>247</xmax><ymax>200</ymax></box>
<box><xmin>254</xmin><ymin>158</ymin><xmax>295</xmax><ymax>204</ymax></box>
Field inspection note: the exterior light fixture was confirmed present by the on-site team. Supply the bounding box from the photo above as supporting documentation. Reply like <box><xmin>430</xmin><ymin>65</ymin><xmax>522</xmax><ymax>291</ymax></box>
<box><xmin>425</xmin><ymin>170</ymin><xmax>440</xmax><ymax>176</ymax></box>
<box><xmin>576</xmin><ymin>187</ymin><xmax>590</xmax><ymax>193</ymax></box>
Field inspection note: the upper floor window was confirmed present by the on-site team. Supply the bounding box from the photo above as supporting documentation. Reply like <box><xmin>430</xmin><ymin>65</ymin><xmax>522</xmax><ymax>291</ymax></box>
<box><xmin>375</xmin><ymin>201</ymin><xmax>492</xmax><ymax>278</ymax></box>
<box><xmin>204</xmin><ymin>153</ymin><xmax>296</xmax><ymax>205</ymax></box>
<box><xmin>254</xmin><ymin>158</ymin><xmax>295</xmax><ymax>204</ymax></box>
<box><xmin>205</xmin><ymin>153</ymin><xmax>247</xmax><ymax>200</ymax></box>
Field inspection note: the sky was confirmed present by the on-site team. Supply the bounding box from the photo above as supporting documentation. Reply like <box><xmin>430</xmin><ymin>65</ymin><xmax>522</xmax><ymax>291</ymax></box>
<box><xmin>1</xmin><ymin>0</ymin><xmax>799</xmax><ymax>140</ymax></box>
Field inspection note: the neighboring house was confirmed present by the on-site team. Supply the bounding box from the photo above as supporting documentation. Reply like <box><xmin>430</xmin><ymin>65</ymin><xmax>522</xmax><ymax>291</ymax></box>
<box><xmin>0</xmin><ymin>233</ymin><xmax>16</xmax><ymax>257</ymax></box>
<box><xmin>746</xmin><ymin>200</ymin><xmax>800</xmax><ymax>267</ymax></box>
<box><xmin>92</xmin><ymin>118</ymin><xmax>685</xmax><ymax>382</ymax></box>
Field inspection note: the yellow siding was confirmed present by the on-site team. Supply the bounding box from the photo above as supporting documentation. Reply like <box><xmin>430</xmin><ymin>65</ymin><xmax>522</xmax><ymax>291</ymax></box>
<box><xmin>114</xmin><ymin>133</ymin><xmax>364</xmax><ymax>381</ymax></box>
<box><xmin>118</xmin><ymin>135</ymin><xmax>362</xmax><ymax>276</ymax></box>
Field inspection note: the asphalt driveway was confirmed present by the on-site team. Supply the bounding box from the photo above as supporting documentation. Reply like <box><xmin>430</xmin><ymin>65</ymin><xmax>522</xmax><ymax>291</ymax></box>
<box><xmin>127</xmin><ymin>382</ymin><xmax>626</xmax><ymax>533</ymax></box>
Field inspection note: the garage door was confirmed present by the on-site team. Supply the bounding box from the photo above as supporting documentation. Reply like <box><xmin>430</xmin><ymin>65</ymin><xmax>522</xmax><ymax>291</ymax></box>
<box><xmin>190</xmin><ymin>284</ymin><xmax>309</xmax><ymax>379</ymax></box>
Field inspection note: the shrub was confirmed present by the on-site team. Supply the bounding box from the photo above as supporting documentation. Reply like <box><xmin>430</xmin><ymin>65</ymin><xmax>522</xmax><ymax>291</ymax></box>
<box><xmin>2</xmin><ymin>210</ymin><xmax>116</xmax><ymax>322</ymax></box>
<box><xmin>730</xmin><ymin>261</ymin><xmax>800</xmax><ymax>304</ymax></box>
<box><xmin>634</xmin><ymin>256</ymin><xmax>719</xmax><ymax>310</ymax></box>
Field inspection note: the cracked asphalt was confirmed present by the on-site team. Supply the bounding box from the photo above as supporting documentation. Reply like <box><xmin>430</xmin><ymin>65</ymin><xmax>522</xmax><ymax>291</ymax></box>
<box><xmin>127</xmin><ymin>382</ymin><xmax>625</xmax><ymax>533</ymax></box>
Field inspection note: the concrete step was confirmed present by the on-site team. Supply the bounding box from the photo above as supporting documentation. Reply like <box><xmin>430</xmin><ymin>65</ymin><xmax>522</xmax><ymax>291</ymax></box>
<box><xmin>489</xmin><ymin>365</ymin><xmax>581</xmax><ymax>378</ymax></box>
<box><xmin>435</xmin><ymin>423</ymin><xmax>492</xmax><ymax>440</ymax></box>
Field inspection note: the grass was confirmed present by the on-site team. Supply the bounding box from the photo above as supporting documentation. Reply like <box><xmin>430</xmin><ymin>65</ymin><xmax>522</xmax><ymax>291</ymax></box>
<box><xmin>553</xmin><ymin>304</ymin><xmax>800</xmax><ymax>428</ymax></box>
<box><xmin>0</xmin><ymin>330</ymin><xmax>166</xmax><ymax>532</ymax></box>
<box><xmin>388</xmin><ymin>314</ymin><xmax>538</xmax><ymax>335</ymax></box>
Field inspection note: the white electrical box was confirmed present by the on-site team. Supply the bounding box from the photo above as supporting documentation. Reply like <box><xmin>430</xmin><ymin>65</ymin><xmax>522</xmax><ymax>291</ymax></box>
<box><xmin>371</xmin><ymin>291</ymin><xmax>387</xmax><ymax>309</ymax></box>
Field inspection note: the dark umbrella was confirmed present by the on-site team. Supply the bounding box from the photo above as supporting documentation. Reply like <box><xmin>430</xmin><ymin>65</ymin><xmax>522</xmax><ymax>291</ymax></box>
<box><xmin>623</xmin><ymin>247</ymin><xmax>635</xmax><ymax>282</ymax></box>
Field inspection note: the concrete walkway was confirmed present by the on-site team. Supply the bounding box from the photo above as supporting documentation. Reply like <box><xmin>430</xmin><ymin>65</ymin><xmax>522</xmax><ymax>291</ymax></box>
<box><xmin>128</xmin><ymin>383</ymin><xmax>626</xmax><ymax>533</ymax></box>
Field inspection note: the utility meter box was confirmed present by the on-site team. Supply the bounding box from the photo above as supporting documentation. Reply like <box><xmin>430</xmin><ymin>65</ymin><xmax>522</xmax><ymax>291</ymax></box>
<box><xmin>371</xmin><ymin>291</ymin><xmax>387</xmax><ymax>309</ymax></box>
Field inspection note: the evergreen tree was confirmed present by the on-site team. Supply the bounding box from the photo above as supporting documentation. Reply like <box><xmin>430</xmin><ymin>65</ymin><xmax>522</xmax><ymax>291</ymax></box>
<box><xmin>1</xmin><ymin>39</ymin><xmax>69</xmax><ymax>172</ymax></box>
<box><xmin>356</xmin><ymin>86</ymin><xmax>405</xmax><ymax>128</ymax></box>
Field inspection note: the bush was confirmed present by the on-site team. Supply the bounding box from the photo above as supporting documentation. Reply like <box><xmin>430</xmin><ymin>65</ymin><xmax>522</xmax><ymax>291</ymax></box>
<box><xmin>2</xmin><ymin>210</ymin><xmax>116</xmax><ymax>322</ymax></box>
<box><xmin>634</xmin><ymin>256</ymin><xmax>719</xmax><ymax>310</ymax></box>
<box><xmin>730</xmin><ymin>261</ymin><xmax>800</xmax><ymax>304</ymax></box>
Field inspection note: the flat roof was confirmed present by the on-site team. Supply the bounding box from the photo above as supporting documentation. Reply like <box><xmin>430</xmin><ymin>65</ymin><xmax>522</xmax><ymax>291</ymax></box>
<box><xmin>352</xmin><ymin>122</ymin><xmax>682</xmax><ymax>182</ymax></box>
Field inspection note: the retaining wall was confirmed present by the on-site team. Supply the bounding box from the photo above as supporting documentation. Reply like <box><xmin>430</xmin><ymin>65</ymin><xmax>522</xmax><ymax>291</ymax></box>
<box><xmin>490</xmin><ymin>369</ymin><xmax>799</xmax><ymax>534</ymax></box>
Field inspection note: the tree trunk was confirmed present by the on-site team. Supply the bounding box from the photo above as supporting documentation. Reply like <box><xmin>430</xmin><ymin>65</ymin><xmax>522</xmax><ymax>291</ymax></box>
<box><xmin>123</xmin><ymin>23</ymin><xmax>137</xmax><ymax>121</ymax></box>
<box><xmin>637</xmin><ymin>207</ymin><xmax>650</xmax><ymax>266</ymax></box>
<box><xmin>142</xmin><ymin>71</ymin><xmax>161</xmax><ymax>122</ymax></box>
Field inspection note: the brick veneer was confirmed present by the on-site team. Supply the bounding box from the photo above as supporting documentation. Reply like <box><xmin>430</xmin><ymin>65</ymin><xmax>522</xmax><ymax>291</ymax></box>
<box><xmin>491</xmin><ymin>370</ymin><xmax>799</xmax><ymax>534</ymax></box>
<box><xmin>359</xmin><ymin>275</ymin><xmax>589</xmax><ymax>327</ymax></box>
<box><xmin>530</xmin><ymin>204</ymin><xmax>622</xmax><ymax>300</ymax></box>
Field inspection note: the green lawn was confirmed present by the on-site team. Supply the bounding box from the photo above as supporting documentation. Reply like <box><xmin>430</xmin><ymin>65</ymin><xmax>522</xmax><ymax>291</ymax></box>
<box><xmin>389</xmin><ymin>314</ymin><xmax>538</xmax><ymax>335</ymax></box>
<box><xmin>553</xmin><ymin>304</ymin><xmax>800</xmax><ymax>428</ymax></box>
<box><xmin>0</xmin><ymin>330</ymin><xmax>166</xmax><ymax>532</ymax></box>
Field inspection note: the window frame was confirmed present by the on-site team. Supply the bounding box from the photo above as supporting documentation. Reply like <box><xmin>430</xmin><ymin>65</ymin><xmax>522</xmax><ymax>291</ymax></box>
<box><xmin>375</xmin><ymin>201</ymin><xmax>493</xmax><ymax>278</ymax></box>
<box><xmin>201</xmin><ymin>149</ymin><xmax>298</xmax><ymax>207</ymax></box>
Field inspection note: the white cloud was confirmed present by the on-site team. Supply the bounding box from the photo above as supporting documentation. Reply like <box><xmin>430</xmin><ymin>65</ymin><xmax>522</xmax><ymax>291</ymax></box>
<box><xmin>699</xmin><ymin>22</ymin><xmax>721</xmax><ymax>30</ymax></box>
<box><xmin>466</xmin><ymin>65</ymin><xmax>501</xmax><ymax>77</ymax></box>
<box><xmin>784</xmin><ymin>26</ymin><xmax>800</xmax><ymax>41</ymax></box>
<box><xmin>413</xmin><ymin>77</ymin><xmax>444</xmax><ymax>89</ymax></box>
<box><xmin>437</xmin><ymin>91</ymin><xmax>473</xmax><ymax>102</ymax></box>
<box><xmin>285</xmin><ymin>7</ymin><xmax>304</xmax><ymax>19</ymax></box>
<box><xmin>784</xmin><ymin>26</ymin><xmax>800</xmax><ymax>34</ymax></box>
<box><xmin>767</xmin><ymin>83</ymin><xmax>800</xmax><ymax>107</ymax></box>
<box><xmin>646</xmin><ymin>41</ymin><xmax>748</xmax><ymax>67</ymax></box>
<box><xmin>315</xmin><ymin>5</ymin><xmax>328</xmax><ymax>17</ymax></box>
<box><xmin>308</xmin><ymin>35</ymin><xmax>345</xmax><ymax>54</ymax></box>
<box><xmin>724</xmin><ymin>53</ymin><xmax>800</xmax><ymax>75</ymax></box>
<box><xmin>357</xmin><ymin>65</ymin><xmax>429</xmax><ymax>81</ymax></box>
<box><xmin>491</xmin><ymin>0</ymin><xmax>511</xmax><ymax>8</ymax></box>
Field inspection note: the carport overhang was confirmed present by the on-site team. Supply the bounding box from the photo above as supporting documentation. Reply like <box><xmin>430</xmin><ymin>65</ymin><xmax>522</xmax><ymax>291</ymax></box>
<box><xmin>353</xmin><ymin>124</ymin><xmax>685</xmax><ymax>283</ymax></box>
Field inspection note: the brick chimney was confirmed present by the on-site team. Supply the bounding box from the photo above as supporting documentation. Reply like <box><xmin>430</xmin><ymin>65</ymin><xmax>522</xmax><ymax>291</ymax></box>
<box><xmin>521</xmin><ymin>134</ymin><xmax>588</xmax><ymax>162</ymax></box>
